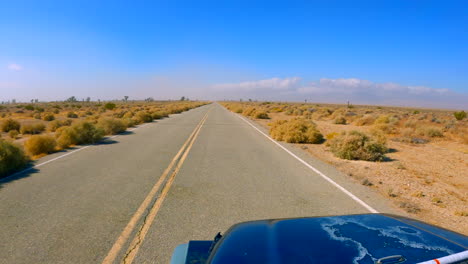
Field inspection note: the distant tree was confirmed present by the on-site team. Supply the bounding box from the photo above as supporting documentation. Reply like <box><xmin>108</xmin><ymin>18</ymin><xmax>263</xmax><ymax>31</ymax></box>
<box><xmin>145</xmin><ymin>97</ymin><xmax>154</xmax><ymax>102</ymax></box>
<box><xmin>240</xmin><ymin>99</ymin><xmax>243</xmax><ymax>102</ymax></box>
<box><xmin>124</xmin><ymin>96</ymin><xmax>129</xmax><ymax>102</ymax></box>
<box><xmin>248</xmin><ymin>98</ymin><xmax>252</xmax><ymax>102</ymax></box>
<box><xmin>66</xmin><ymin>96</ymin><xmax>77</xmax><ymax>102</ymax></box>
<box><xmin>31</xmin><ymin>99</ymin><xmax>34</xmax><ymax>103</ymax></box>
<box><xmin>34</xmin><ymin>99</ymin><xmax>38</xmax><ymax>103</ymax></box>
<box><xmin>12</xmin><ymin>99</ymin><xmax>16</xmax><ymax>104</ymax></box>
<box><xmin>86</xmin><ymin>97</ymin><xmax>91</xmax><ymax>103</ymax></box>
<box><xmin>180</xmin><ymin>96</ymin><xmax>185</xmax><ymax>101</ymax></box>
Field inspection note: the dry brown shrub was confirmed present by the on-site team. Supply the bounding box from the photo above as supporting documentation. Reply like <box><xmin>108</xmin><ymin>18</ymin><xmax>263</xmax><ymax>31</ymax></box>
<box><xmin>1</xmin><ymin>118</ymin><xmax>20</xmax><ymax>132</ymax></box>
<box><xmin>270</xmin><ymin>119</ymin><xmax>323</xmax><ymax>144</ymax></box>
<box><xmin>48</xmin><ymin>119</ymin><xmax>72</xmax><ymax>132</ymax></box>
<box><xmin>42</xmin><ymin>113</ymin><xmax>55</xmax><ymax>121</ymax></box>
<box><xmin>334</xmin><ymin>116</ymin><xmax>347</xmax><ymax>125</ymax></box>
<box><xmin>354</xmin><ymin>115</ymin><xmax>376</xmax><ymax>126</ymax></box>
<box><xmin>123</xmin><ymin>111</ymin><xmax>134</xmax><ymax>118</ymax></box>
<box><xmin>0</xmin><ymin>140</ymin><xmax>28</xmax><ymax>177</ymax></box>
<box><xmin>134</xmin><ymin>111</ymin><xmax>153</xmax><ymax>123</ymax></box>
<box><xmin>311</xmin><ymin>108</ymin><xmax>332</xmax><ymax>120</ymax></box>
<box><xmin>20</xmin><ymin>123</ymin><xmax>46</xmax><ymax>134</ymax></box>
<box><xmin>371</xmin><ymin>123</ymin><xmax>398</xmax><ymax>135</ymax></box>
<box><xmin>8</xmin><ymin>130</ymin><xmax>19</xmax><ymax>139</ymax></box>
<box><xmin>329</xmin><ymin>130</ymin><xmax>387</xmax><ymax>161</ymax></box>
<box><xmin>416</xmin><ymin>126</ymin><xmax>443</xmax><ymax>138</ymax></box>
<box><xmin>374</xmin><ymin>115</ymin><xmax>391</xmax><ymax>124</ymax></box>
<box><xmin>254</xmin><ymin>111</ymin><xmax>269</xmax><ymax>119</ymax></box>
<box><xmin>24</xmin><ymin>135</ymin><xmax>57</xmax><ymax>156</ymax></box>
<box><xmin>242</xmin><ymin>107</ymin><xmax>256</xmax><ymax>117</ymax></box>
<box><xmin>97</xmin><ymin>117</ymin><xmax>127</xmax><ymax>135</ymax></box>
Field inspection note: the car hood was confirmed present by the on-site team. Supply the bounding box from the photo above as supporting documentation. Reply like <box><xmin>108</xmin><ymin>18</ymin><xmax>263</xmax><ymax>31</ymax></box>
<box><xmin>207</xmin><ymin>214</ymin><xmax>467</xmax><ymax>264</ymax></box>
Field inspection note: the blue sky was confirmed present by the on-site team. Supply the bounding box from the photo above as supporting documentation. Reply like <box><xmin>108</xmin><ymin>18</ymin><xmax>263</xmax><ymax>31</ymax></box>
<box><xmin>1</xmin><ymin>0</ymin><xmax>467</xmax><ymax>108</ymax></box>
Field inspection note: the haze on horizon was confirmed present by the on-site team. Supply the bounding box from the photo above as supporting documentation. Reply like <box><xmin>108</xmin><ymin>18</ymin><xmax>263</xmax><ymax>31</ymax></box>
<box><xmin>1</xmin><ymin>0</ymin><xmax>467</xmax><ymax>109</ymax></box>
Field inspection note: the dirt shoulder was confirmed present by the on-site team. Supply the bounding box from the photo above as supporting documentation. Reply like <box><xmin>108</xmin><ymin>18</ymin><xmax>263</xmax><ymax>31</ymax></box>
<box><xmin>255</xmin><ymin>113</ymin><xmax>468</xmax><ymax>235</ymax></box>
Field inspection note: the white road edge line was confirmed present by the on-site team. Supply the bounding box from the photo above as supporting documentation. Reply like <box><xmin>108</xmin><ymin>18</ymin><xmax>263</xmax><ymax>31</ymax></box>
<box><xmin>1</xmin><ymin>123</ymin><xmax>150</xmax><ymax>181</ymax></box>
<box><xmin>235</xmin><ymin>113</ymin><xmax>379</xmax><ymax>214</ymax></box>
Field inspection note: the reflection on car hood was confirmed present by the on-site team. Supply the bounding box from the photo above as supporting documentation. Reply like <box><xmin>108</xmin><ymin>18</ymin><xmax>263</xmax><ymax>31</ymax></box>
<box><xmin>208</xmin><ymin>214</ymin><xmax>467</xmax><ymax>264</ymax></box>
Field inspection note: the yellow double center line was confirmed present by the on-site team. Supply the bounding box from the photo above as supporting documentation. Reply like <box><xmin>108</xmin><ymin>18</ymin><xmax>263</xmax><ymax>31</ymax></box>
<box><xmin>102</xmin><ymin>110</ymin><xmax>210</xmax><ymax>264</ymax></box>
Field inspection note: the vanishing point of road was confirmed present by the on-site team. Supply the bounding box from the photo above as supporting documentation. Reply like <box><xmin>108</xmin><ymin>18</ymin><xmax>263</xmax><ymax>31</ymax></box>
<box><xmin>0</xmin><ymin>103</ymin><xmax>396</xmax><ymax>263</ymax></box>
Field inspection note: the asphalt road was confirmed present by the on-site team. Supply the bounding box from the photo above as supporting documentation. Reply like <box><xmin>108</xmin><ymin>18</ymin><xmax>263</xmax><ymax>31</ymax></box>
<box><xmin>0</xmin><ymin>103</ymin><xmax>396</xmax><ymax>264</ymax></box>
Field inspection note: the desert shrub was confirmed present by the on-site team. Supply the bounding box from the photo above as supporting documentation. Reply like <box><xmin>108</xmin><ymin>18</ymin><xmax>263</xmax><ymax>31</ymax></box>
<box><xmin>169</xmin><ymin>108</ymin><xmax>183</xmax><ymax>114</ymax></box>
<box><xmin>48</xmin><ymin>119</ymin><xmax>72</xmax><ymax>132</ymax></box>
<box><xmin>20</xmin><ymin>123</ymin><xmax>46</xmax><ymax>134</ymax></box>
<box><xmin>104</xmin><ymin>102</ymin><xmax>116</xmax><ymax>110</ymax></box>
<box><xmin>334</xmin><ymin>116</ymin><xmax>347</xmax><ymax>125</ymax></box>
<box><xmin>234</xmin><ymin>108</ymin><xmax>243</xmax><ymax>113</ymax></box>
<box><xmin>67</xmin><ymin>112</ymin><xmax>78</xmax><ymax>118</ymax></box>
<box><xmin>72</xmin><ymin>121</ymin><xmax>105</xmax><ymax>144</ymax></box>
<box><xmin>403</xmin><ymin>120</ymin><xmax>418</xmax><ymax>128</ymax></box>
<box><xmin>1</xmin><ymin>118</ymin><xmax>20</xmax><ymax>132</ymax></box>
<box><xmin>8</xmin><ymin>130</ymin><xmax>19</xmax><ymax>139</ymax></box>
<box><xmin>55</xmin><ymin>127</ymin><xmax>77</xmax><ymax>148</ymax></box>
<box><xmin>242</xmin><ymin>107</ymin><xmax>256</xmax><ymax>117</ymax></box>
<box><xmin>330</xmin><ymin>108</ymin><xmax>346</xmax><ymax>119</ymax></box>
<box><xmin>56</xmin><ymin>121</ymin><xmax>104</xmax><ymax>147</ymax></box>
<box><xmin>97</xmin><ymin>117</ymin><xmax>126</xmax><ymax>135</ymax></box>
<box><xmin>329</xmin><ymin>131</ymin><xmax>387</xmax><ymax>161</ymax></box>
<box><xmin>122</xmin><ymin>118</ymin><xmax>136</xmax><ymax>128</ymax></box>
<box><xmin>293</xmin><ymin>109</ymin><xmax>303</xmax><ymax>116</ymax></box>
<box><xmin>254</xmin><ymin>111</ymin><xmax>270</xmax><ymax>119</ymax></box>
<box><xmin>374</xmin><ymin>115</ymin><xmax>390</xmax><ymax>124</ymax></box>
<box><xmin>371</xmin><ymin>123</ymin><xmax>398</xmax><ymax>135</ymax></box>
<box><xmin>416</xmin><ymin>127</ymin><xmax>443</xmax><ymax>138</ymax></box>
<box><xmin>135</xmin><ymin>111</ymin><xmax>153</xmax><ymax>123</ymax></box>
<box><xmin>152</xmin><ymin>111</ymin><xmax>169</xmax><ymax>120</ymax></box>
<box><xmin>369</xmin><ymin>129</ymin><xmax>387</xmax><ymax>145</ymax></box>
<box><xmin>24</xmin><ymin>135</ymin><xmax>57</xmax><ymax>156</ymax></box>
<box><xmin>53</xmin><ymin>109</ymin><xmax>60</xmax><ymax>114</ymax></box>
<box><xmin>354</xmin><ymin>115</ymin><xmax>376</xmax><ymax>126</ymax></box>
<box><xmin>42</xmin><ymin>113</ymin><xmax>55</xmax><ymax>121</ymax></box>
<box><xmin>0</xmin><ymin>140</ymin><xmax>28</xmax><ymax>177</ymax></box>
<box><xmin>24</xmin><ymin>105</ymin><xmax>35</xmax><ymax>111</ymax></box>
<box><xmin>454</xmin><ymin>111</ymin><xmax>466</xmax><ymax>120</ymax></box>
<box><xmin>33</xmin><ymin>113</ymin><xmax>42</xmax><ymax>119</ymax></box>
<box><xmin>311</xmin><ymin>108</ymin><xmax>332</xmax><ymax>120</ymax></box>
<box><xmin>270</xmin><ymin>119</ymin><xmax>323</xmax><ymax>144</ymax></box>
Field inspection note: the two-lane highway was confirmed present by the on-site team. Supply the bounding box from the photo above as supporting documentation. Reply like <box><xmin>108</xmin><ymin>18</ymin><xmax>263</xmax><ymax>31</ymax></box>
<box><xmin>0</xmin><ymin>103</ymin><xmax>396</xmax><ymax>264</ymax></box>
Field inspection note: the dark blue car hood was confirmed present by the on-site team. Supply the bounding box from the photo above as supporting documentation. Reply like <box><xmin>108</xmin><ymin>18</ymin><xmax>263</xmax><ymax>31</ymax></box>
<box><xmin>206</xmin><ymin>214</ymin><xmax>467</xmax><ymax>264</ymax></box>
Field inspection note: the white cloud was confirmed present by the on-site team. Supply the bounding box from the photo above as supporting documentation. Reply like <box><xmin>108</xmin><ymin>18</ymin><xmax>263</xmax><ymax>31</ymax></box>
<box><xmin>212</xmin><ymin>77</ymin><xmax>302</xmax><ymax>91</ymax></box>
<box><xmin>297</xmin><ymin>78</ymin><xmax>449</xmax><ymax>96</ymax></box>
<box><xmin>211</xmin><ymin>77</ymin><xmax>467</xmax><ymax>109</ymax></box>
<box><xmin>7</xmin><ymin>63</ymin><xmax>23</xmax><ymax>71</ymax></box>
